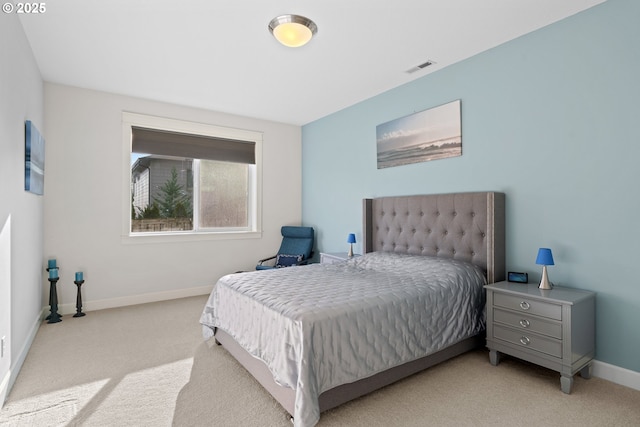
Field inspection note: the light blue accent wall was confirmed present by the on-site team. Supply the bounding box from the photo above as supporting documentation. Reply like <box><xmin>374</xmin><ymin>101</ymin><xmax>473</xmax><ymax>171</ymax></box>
<box><xmin>301</xmin><ymin>0</ymin><xmax>640</xmax><ymax>372</ymax></box>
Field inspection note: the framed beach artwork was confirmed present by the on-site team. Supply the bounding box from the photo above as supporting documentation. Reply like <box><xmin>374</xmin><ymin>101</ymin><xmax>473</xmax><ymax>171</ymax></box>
<box><xmin>25</xmin><ymin>120</ymin><xmax>45</xmax><ymax>195</ymax></box>
<box><xmin>376</xmin><ymin>99</ymin><xmax>461</xmax><ymax>169</ymax></box>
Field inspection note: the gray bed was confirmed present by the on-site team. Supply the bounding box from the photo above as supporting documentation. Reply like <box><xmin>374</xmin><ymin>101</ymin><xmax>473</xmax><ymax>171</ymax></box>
<box><xmin>201</xmin><ymin>191</ymin><xmax>505</xmax><ymax>426</ymax></box>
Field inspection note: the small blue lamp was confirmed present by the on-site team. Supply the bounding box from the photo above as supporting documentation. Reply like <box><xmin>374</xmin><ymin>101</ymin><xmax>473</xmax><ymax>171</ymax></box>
<box><xmin>536</xmin><ymin>248</ymin><xmax>555</xmax><ymax>290</ymax></box>
<box><xmin>347</xmin><ymin>233</ymin><xmax>356</xmax><ymax>257</ymax></box>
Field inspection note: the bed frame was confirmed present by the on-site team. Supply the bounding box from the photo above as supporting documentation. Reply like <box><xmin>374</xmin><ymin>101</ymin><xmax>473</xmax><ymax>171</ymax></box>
<box><xmin>215</xmin><ymin>191</ymin><xmax>505</xmax><ymax>417</ymax></box>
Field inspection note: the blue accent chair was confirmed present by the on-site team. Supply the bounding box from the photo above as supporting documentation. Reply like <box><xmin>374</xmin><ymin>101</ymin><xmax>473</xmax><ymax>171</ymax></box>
<box><xmin>256</xmin><ymin>226</ymin><xmax>315</xmax><ymax>270</ymax></box>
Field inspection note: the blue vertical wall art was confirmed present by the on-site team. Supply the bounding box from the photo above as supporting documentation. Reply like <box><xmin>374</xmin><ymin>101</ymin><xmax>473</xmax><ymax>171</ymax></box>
<box><xmin>25</xmin><ymin>120</ymin><xmax>45</xmax><ymax>195</ymax></box>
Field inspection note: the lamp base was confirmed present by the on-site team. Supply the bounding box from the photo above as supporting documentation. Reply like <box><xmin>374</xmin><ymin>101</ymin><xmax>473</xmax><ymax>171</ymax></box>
<box><xmin>539</xmin><ymin>265</ymin><xmax>553</xmax><ymax>290</ymax></box>
<box><xmin>347</xmin><ymin>244</ymin><xmax>354</xmax><ymax>257</ymax></box>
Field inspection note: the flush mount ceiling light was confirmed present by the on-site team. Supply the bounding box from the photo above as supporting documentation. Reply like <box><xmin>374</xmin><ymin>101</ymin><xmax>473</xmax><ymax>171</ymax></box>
<box><xmin>268</xmin><ymin>14</ymin><xmax>318</xmax><ymax>48</ymax></box>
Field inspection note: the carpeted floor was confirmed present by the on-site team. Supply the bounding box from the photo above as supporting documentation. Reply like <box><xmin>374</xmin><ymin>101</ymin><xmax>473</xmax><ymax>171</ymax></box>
<box><xmin>1</xmin><ymin>295</ymin><xmax>639</xmax><ymax>426</ymax></box>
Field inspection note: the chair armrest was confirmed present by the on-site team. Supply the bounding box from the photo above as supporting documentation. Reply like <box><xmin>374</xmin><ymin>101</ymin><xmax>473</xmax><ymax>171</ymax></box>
<box><xmin>258</xmin><ymin>255</ymin><xmax>277</xmax><ymax>265</ymax></box>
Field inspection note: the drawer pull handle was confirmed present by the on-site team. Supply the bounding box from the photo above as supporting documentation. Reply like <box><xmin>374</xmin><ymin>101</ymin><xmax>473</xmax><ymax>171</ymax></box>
<box><xmin>519</xmin><ymin>301</ymin><xmax>530</xmax><ymax>310</ymax></box>
<box><xmin>519</xmin><ymin>319</ymin><xmax>530</xmax><ymax>328</ymax></box>
<box><xmin>520</xmin><ymin>336</ymin><xmax>531</xmax><ymax>346</ymax></box>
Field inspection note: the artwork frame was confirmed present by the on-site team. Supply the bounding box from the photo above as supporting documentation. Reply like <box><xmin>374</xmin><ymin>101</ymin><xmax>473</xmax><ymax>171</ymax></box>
<box><xmin>25</xmin><ymin>120</ymin><xmax>45</xmax><ymax>195</ymax></box>
<box><xmin>376</xmin><ymin>99</ymin><xmax>461</xmax><ymax>169</ymax></box>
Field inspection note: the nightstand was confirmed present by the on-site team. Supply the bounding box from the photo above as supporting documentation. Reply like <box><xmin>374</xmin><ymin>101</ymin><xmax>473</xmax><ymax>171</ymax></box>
<box><xmin>320</xmin><ymin>252</ymin><xmax>360</xmax><ymax>264</ymax></box>
<box><xmin>485</xmin><ymin>281</ymin><xmax>595</xmax><ymax>394</ymax></box>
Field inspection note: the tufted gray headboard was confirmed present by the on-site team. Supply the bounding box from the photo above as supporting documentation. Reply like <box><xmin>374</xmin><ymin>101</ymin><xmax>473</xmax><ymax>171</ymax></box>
<box><xmin>363</xmin><ymin>192</ymin><xmax>505</xmax><ymax>283</ymax></box>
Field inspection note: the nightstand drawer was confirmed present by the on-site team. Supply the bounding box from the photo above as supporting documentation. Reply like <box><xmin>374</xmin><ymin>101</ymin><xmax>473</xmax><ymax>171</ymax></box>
<box><xmin>493</xmin><ymin>308</ymin><xmax>562</xmax><ymax>339</ymax></box>
<box><xmin>494</xmin><ymin>325</ymin><xmax>562</xmax><ymax>358</ymax></box>
<box><xmin>494</xmin><ymin>293</ymin><xmax>562</xmax><ymax>320</ymax></box>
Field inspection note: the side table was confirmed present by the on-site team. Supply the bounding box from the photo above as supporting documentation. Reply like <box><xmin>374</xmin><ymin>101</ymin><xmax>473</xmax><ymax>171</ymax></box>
<box><xmin>485</xmin><ymin>281</ymin><xmax>595</xmax><ymax>393</ymax></box>
<box><xmin>320</xmin><ymin>252</ymin><xmax>360</xmax><ymax>264</ymax></box>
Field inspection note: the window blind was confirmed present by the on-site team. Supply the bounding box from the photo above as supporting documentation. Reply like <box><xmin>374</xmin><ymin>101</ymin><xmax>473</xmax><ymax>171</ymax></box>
<box><xmin>131</xmin><ymin>126</ymin><xmax>256</xmax><ymax>164</ymax></box>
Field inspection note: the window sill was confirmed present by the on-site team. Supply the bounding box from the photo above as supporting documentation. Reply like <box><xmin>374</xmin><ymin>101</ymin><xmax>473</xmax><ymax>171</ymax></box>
<box><xmin>121</xmin><ymin>230</ymin><xmax>262</xmax><ymax>245</ymax></box>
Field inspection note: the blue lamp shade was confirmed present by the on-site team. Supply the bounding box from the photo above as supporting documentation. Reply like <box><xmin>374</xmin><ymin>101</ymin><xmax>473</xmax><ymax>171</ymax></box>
<box><xmin>536</xmin><ymin>248</ymin><xmax>555</xmax><ymax>266</ymax></box>
<box><xmin>347</xmin><ymin>233</ymin><xmax>356</xmax><ymax>244</ymax></box>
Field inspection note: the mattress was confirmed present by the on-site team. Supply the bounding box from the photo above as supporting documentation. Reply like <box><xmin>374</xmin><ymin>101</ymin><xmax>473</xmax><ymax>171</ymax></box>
<box><xmin>200</xmin><ymin>251</ymin><xmax>487</xmax><ymax>427</ymax></box>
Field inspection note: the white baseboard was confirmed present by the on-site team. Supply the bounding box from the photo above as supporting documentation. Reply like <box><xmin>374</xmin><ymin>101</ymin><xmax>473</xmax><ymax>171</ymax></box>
<box><xmin>54</xmin><ymin>284</ymin><xmax>213</xmax><ymax>316</ymax></box>
<box><xmin>0</xmin><ymin>369</ymin><xmax>10</xmax><ymax>407</ymax></box>
<box><xmin>593</xmin><ymin>359</ymin><xmax>640</xmax><ymax>391</ymax></box>
<box><xmin>3</xmin><ymin>307</ymin><xmax>44</xmax><ymax>407</ymax></box>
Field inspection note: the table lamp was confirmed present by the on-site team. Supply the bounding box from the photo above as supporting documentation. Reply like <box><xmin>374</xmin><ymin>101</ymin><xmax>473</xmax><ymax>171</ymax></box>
<box><xmin>536</xmin><ymin>248</ymin><xmax>555</xmax><ymax>290</ymax></box>
<box><xmin>347</xmin><ymin>233</ymin><xmax>356</xmax><ymax>257</ymax></box>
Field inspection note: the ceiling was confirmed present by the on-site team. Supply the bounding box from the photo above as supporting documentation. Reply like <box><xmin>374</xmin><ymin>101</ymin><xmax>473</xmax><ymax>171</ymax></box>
<box><xmin>19</xmin><ymin>0</ymin><xmax>606</xmax><ymax>126</ymax></box>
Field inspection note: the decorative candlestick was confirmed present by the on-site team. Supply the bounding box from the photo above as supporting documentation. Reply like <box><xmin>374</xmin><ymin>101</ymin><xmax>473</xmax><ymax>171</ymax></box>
<box><xmin>47</xmin><ymin>277</ymin><xmax>62</xmax><ymax>323</ymax></box>
<box><xmin>73</xmin><ymin>279</ymin><xmax>86</xmax><ymax>317</ymax></box>
<box><xmin>45</xmin><ymin>266</ymin><xmax>62</xmax><ymax>321</ymax></box>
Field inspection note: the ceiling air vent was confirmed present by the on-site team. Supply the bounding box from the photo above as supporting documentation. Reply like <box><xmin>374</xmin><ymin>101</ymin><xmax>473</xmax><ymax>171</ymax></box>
<box><xmin>406</xmin><ymin>60</ymin><xmax>435</xmax><ymax>74</ymax></box>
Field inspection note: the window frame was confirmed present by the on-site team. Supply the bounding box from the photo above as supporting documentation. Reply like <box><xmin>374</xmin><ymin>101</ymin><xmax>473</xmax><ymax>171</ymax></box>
<box><xmin>121</xmin><ymin>112</ymin><xmax>262</xmax><ymax>244</ymax></box>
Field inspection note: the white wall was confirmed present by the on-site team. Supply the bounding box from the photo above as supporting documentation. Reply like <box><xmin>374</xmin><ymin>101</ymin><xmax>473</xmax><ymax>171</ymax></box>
<box><xmin>43</xmin><ymin>83</ymin><xmax>302</xmax><ymax>312</ymax></box>
<box><xmin>0</xmin><ymin>15</ymin><xmax>44</xmax><ymax>403</ymax></box>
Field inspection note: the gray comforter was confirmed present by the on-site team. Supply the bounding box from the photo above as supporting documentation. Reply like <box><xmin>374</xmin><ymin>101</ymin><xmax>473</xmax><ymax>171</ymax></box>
<box><xmin>200</xmin><ymin>251</ymin><xmax>487</xmax><ymax>427</ymax></box>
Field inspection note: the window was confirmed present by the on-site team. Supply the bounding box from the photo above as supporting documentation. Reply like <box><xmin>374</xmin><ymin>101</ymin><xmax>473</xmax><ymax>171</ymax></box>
<box><xmin>122</xmin><ymin>113</ymin><xmax>262</xmax><ymax>240</ymax></box>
